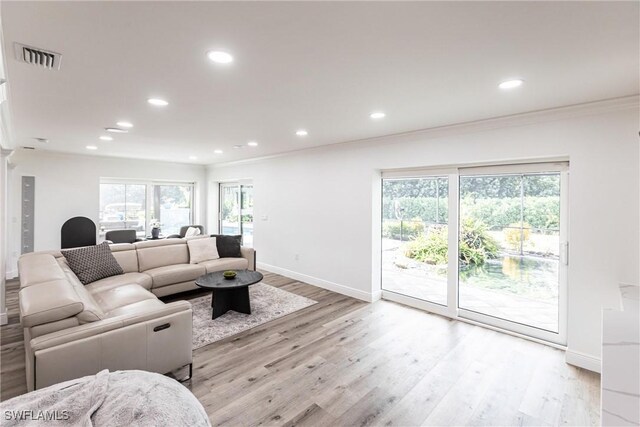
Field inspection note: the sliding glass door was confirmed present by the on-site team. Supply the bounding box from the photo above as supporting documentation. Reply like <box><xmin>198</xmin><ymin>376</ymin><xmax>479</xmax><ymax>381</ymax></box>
<box><xmin>219</xmin><ymin>182</ymin><xmax>254</xmax><ymax>247</ymax></box>
<box><xmin>458</xmin><ymin>171</ymin><xmax>564</xmax><ymax>336</ymax></box>
<box><xmin>382</xmin><ymin>177</ymin><xmax>449</xmax><ymax>305</ymax></box>
<box><xmin>381</xmin><ymin>163</ymin><xmax>568</xmax><ymax>344</ymax></box>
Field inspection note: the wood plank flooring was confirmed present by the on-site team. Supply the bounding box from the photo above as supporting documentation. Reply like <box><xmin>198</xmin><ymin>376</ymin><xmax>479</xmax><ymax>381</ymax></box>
<box><xmin>1</xmin><ymin>272</ymin><xmax>600</xmax><ymax>426</ymax></box>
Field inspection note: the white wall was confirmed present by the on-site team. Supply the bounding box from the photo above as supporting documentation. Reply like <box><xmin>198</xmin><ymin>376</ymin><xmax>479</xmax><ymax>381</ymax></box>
<box><xmin>207</xmin><ymin>98</ymin><xmax>640</xmax><ymax>368</ymax></box>
<box><xmin>0</xmin><ymin>150</ymin><xmax>9</xmax><ymax>325</ymax></box>
<box><xmin>6</xmin><ymin>150</ymin><xmax>207</xmax><ymax>276</ymax></box>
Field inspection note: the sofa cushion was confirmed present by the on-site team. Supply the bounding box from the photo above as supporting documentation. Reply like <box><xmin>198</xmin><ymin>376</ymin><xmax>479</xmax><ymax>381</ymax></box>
<box><xmin>85</xmin><ymin>272</ymin><xmax>153</xmax><ymax>293</ymax></box>
<box><xmin>199</xmin><ymin>257</ymin><xmax>249</xmax><ymax>274</ymax></box>
<box><xmin>103</xmin><ymin>298</ymin><xmax>165</xmax><ymax>318</ymax></box>
<box><xmin>210</xmin><ymin>235</ymin><xmax>242</xmax><ymax>258</ymax></box>
<box><xmin>187</xmin><ymin>237</ymin><xmax>219</xmax><ymax>264</ymax></box>
<box><xmin>145</xmin><ymin>264</ymin><xmax>206</xmax><ymax>288</ymax></box>
<box><xmin>61</xmin><ymin>242</ymin><xmax>124</xmax><ymax>285</ymax></box>
<box><xmin>56</xmin><ymin>258</ymin><xmax>105</xmax><ymax>323</ymax></box>
<box><xmin>135</xmin><ymin>240</ymin><xmax>189</xmax><ymax>271</ymax></box>
<box><xmin>109</xmin><ymin>244</ymin><xmax>139</xmax><ymax>273</ymax></box>
<box><xmin>91</xmin><ymin>284</ymin><xmax>158</xmax><ymax>313</ymax></box>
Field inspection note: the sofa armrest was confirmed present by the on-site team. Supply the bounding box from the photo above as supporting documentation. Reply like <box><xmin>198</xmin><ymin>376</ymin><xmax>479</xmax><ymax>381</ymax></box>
<box><xmin>28</xmin><ymin>300</ymin><xmax>193</xmax><ymax>390</ymax></box>
<box><xmin>30</xmin><ymin>300</ymin><xmax>192</xmax><ymax>352</ymax></box>
<box><xmin>241</xmin><ymin>246</ymin><xmax>256</xmax><ymax>271</ymax></box>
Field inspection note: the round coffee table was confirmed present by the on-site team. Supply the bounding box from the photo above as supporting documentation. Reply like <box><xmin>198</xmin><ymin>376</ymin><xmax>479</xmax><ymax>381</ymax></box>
<box><xmin>195</xmin><ymin>269</ymin><xmax>264</xmax><ymax>319</ymax></box>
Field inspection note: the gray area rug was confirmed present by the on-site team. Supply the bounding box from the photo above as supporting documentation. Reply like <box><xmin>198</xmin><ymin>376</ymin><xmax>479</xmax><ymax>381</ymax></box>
<box><xmin>191</xmin><ymin>283</ymin><xmax>317</xmax><ymax>349</ymax></box>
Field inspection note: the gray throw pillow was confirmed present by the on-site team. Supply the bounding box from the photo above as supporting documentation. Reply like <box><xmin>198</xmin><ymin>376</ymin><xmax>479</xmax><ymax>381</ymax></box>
<box><xmin>61</xmin><ymin>242</ymin><xmax>124</xmax><ymax>285</ymax></box>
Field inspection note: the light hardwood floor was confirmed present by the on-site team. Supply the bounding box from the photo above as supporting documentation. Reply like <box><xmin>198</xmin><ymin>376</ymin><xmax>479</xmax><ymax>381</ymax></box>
<box><xmin>1</xmin><ymin>272</ymin><xmax>600</xmax><ymax>426</ymax></box>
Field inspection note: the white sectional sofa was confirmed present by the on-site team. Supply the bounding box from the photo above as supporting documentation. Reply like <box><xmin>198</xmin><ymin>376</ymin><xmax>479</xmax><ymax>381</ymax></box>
<box><xmin>18</xmin><ymin>238</ymin><xmax>256</xmax><ymax>390</ymax></box>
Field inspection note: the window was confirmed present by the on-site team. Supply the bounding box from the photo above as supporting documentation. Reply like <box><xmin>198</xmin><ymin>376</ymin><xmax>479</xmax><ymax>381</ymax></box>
<box><xmin>99</xmin><ymin>179</ymin><xmax>195</xmax><ymax>238</ymax></box>
<box><xmin>99</xmin><ymin>183</ymin><xmax>147</xmax><ymax>237</ymax></box>
<box><xmin>153</xmin><ymin>184</ymin><xmax>193</xmax><ymax>236</ymax></box>
<box><xmin>381</xmin><ymin>162</ymin><xmax>568</xmax><ymax>344</ymax></box>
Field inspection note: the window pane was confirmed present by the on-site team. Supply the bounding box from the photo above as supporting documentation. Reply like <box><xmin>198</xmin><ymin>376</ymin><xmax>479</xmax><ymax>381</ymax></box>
<box><xmin>241</xmin><ymin>185</ymin><xmax>254</xmax><ymax>247</ymax></box>
<box><xmin>99</xmin><ymin>183</ymin><xmax>125</xmax><ymax>237</ymax></box>
<box><xmin>459</xmin><ymin>173</ymin><xmax>560</xmax><ymax>333</ymax></box>
<box><xmin>125</xmin><ymin>184</ymin><xmax>146</xmax><ymax>237</ymax></box>
<box><xmin>220</xmin><ymin>185</ymin><xmax>240</xmax><ymax>235</ymax></box>
<box><xmin>382</xmin><ymin>177</ymin><xmax>448</xmax><ymax>305</ymax></box>
<box><xmin>459</xmin><ymin>175</ymin><xmax>522</xmax><ymax>229</ymax></box>
<box><xmin>99</xmin><ymin>183</ymin><xmax>146</xmax><ymax>238</ymax></box>
<box><xmin>154</xmin><ymin>185</ymin><xmax>192</xmax><ymax>236</ymax></box>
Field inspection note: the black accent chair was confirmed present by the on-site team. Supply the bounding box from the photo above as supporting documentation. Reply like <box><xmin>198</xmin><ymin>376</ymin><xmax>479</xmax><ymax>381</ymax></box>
<box><xmin>105</xmin><ymin>229</ymin><xmax>141</xmax><ymax>244</ymax></box>
<box><xmin>61</xmin><ymin>217</ymin><xmax>96</xmax><ymax>249</ymax></box>
<box><xmin>167</xmin><ymin>225</ymin><xmax>205</xmax><ymax>239</ymax></box>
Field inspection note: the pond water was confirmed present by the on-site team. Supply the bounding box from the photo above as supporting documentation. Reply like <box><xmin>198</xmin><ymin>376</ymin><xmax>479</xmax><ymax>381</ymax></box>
<box><xmin>460</xmin><ymin>255</ymin><xmax>559</xmax><ymax>300</ymax></box>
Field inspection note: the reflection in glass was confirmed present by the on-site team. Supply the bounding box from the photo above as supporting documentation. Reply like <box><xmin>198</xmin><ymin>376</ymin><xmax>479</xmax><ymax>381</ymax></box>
<box><xmin>458</xmin><ymin>173</ymin><xmax>560</xmax><ymax>332</ymax></box>
<box><xmin>381</xmin><ymin>177</ymin><xmax>448</xmax><ymax>305</ymax></box>
<box><xmin>99</xmin><ymin>183</ymin><xmax>147</xmax><ymax>237</ymax></box>
<box><xmin>153</xmin><ymin>185</ymin><xmax>193</xmax><ymax>236</ymax></box>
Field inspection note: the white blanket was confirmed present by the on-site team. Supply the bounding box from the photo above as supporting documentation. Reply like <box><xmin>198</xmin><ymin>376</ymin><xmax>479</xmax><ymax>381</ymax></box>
<box><xmin>0</xmin><ymin>370</ymin><xmax>210</xmax><ymax>427</ymax></box>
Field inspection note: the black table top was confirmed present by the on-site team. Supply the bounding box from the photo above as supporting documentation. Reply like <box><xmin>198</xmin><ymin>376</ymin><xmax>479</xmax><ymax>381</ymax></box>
<box><xmin>195</xmin><ymin>269</ymin><xmax>264</xmax><ymax>290</ymax></box>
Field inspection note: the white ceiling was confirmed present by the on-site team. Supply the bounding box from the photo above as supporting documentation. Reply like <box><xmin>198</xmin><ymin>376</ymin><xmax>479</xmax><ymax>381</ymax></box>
<box><xmin>2</xmin><ymin>1</ymin><xmax>638</xmax><ymax>165</ymax></box>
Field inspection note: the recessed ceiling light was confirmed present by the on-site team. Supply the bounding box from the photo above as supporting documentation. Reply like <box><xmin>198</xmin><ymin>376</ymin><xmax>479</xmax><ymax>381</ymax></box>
<box><xmin>370</xmin><ymin>112</ymin><xmax>386</xmax><ymax>119</ymax></box>
<box><xmin>214</xmin><ymin>149</ymin><xmax>223</xmax><ymax>154</ymax></box>
<box><xmin>189</xmin><ymin>155</ymin><xmax>198</xmax><ymax>160</ymax></box>
<box><xmin>86</xmin><ymin>145</ymin><xmax>98</xmax><ymax>150</ymax></box>
<box><xmin>99</xmin><ymin>135</ymin><xmax>113</xmax><ymax>141</ymax></box>
<box><xmin>296</xmin><ymin>129</ymin><xmax>308</xmax><ymax>137</ymax></box>
<box><xmin>147</xmin><ymin>98</ymin><xmax>169</xmax><ymax>106</ymax></box>
<box><xmin>247</xmin><ymin>141</ymin><xmax>258</xmax><ymax>147</ymax></box>
<box><xmin>105</xmin><ymin>127</ymin><xmax>128</xmax><ymax>133</ymax></box>
<box><xmin>207</xmin><ymin>50</ymin><xmax>234</xmax><ymax>64</ymax></box>
<box><xmin>116</xmin><ymin>121</ymin><xmax>133</xmax><ymax>128</ymax></box>
<box><xmin>499</xmin><ymin>79</ymin><xmax>524</xmax><ymax>89</ymax></box>
<box><xmin>233</xmin><ymin>145</ymin><xmax>243</xmax><ymax>149</ymax></box>
<box><xmin>33</xmin><ymin>137</ymin><xmax>49</xmax><ymax>143</ymax></box>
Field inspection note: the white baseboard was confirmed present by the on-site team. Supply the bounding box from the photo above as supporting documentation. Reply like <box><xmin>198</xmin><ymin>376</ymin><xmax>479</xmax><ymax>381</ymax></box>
<box><xmin>257</xmin><ymin>262</ymin><xmax>376</xmax><ymax>302</ymax></box>
<box><xmin>5</xmin><ymin>269</ymin><xmax>17</xmax><ymax>280</ymax></box>
<box><xmin>0</xmin><ymin>311</ymin><xmax>7</xmax><ymax>326</ymax></box>
<box><xmin>566</xmin><ymin>348</ymin><xmax>601</xmax><ymax>373</ymax></box>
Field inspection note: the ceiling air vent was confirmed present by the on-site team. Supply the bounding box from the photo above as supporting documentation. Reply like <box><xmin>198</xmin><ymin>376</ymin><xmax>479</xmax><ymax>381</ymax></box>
<box><xmin>14</xmin><ymin>43</ymin><xmax>62</xmax><ymax>70</ymax></box>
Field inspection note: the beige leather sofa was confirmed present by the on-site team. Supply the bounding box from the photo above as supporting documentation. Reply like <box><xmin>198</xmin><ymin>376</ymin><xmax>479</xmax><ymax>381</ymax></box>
<box><xmin>18</xmin><ymin>238</ymin><xmax>256</xmax><ymax>391</ymax></box>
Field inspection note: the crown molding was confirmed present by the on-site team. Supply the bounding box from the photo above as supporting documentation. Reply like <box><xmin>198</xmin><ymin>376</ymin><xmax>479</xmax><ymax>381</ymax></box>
<box><xmin>209</xmin><ymin>95</ymin><xmax>639</xmax><ymax>170</ymax></box>
<box><xmin>12</xmin><ymin>147</ymin><xmax>207</xmax><ymax>170</ymax></box>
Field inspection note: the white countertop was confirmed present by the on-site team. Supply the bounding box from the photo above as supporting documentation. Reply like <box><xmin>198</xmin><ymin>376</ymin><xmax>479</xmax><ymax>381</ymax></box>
<box><xmin>601</xmin><ymin>283</ymin><xmax>640</xmax><ymax>426</ymax></box>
